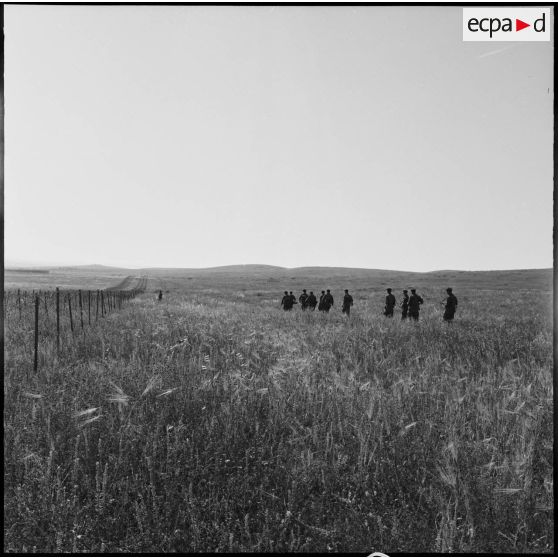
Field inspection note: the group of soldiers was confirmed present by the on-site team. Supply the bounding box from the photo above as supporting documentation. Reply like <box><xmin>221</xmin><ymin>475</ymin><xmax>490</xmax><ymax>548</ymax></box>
<box><xmin>281</xmin><ymin>289</ymin><xmax>355</xmax><ymax>315</ymax></box>
<box><xmin>281</xmin><ymin>287</ymin><xmax>458</xmax><ymax>322</ymax></box>
<box><xmin>384</xmin><ymin>288</ymin><xmax>425</xmax><ymax>320</ymax></box>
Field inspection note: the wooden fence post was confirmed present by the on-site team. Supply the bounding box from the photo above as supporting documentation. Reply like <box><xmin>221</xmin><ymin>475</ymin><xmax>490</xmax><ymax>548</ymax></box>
<box><xmin>34</xmin><ymin>296</ymin><xmax>39</xmax><ymax>373</ymax></box>
<box><xmin>79</xmin><ymin>290</ymin><xmax>84</xmax><ymax>330</ymax></box>
<box><xmin>18</xmin><ymin>289</ymin><xmax>21</xmax><ymax>320</ymax></box>
<box><xmin>43</xmin><ymin>293</ymin><xmax>49</xmax><ymax>319</ymax></box>
<box><xmin>96</xmin><ymin>290</ymin><xmax>99</xmax><ymax>322</ymax></box>
<box><xmin>56</xmin><ymin>288</ymin><xmax>60</xmax><ymax>354</ymax></box>
<box><xmin>68</xmin><ymin>294</ymin><xmax>74</xmax><ymax>333</ymax></box>
<box><xmin>101</xmin><ymin>291</ymin><xmax>105</xmax><ymax>316</ymax></box>
<box><xmin>88</xmin><ymin>291</ymin><xmax>91</xmax><ymax>325</ymax></box>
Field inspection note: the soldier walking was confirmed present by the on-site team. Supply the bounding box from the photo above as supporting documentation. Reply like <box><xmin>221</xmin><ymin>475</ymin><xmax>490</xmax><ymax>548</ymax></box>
<box><xmin>299</xmin><ymin>289</ymin><xmax>309</xmax><ymax>310</ymax></box>
<box><xmin>443</xmin><ymin>288</ymin><xmax>458</xmax><ymax>322</ymax></box>
<box><xmin>408</xmin><ymin>289</ymin><xmax>424</xmax><ymax>321</ymax></box>
<box><xmin>400</xmin><ymin>289</ymin><xmax>409</xmax><ymax>319</ymax></box>
<box><xmin>281</xmin><ymin>291</ymin><xmax>293</xmax><ymax>311</ymax></box>
<box><xmin>307</xmin><ymin>291</ymin><xmax>317</xmax><ymax>311</ymax></box>
<box><xmin>384</xmin><ymin>288</ymin><xmax>396</xmax><ymax>317</ymax></box>
<box><xmin>322</xmin><ymin>289</ymin><xmax>334</xmax><ymax>313</ymax></box>
<box><xmin>289</xmin><ymin>291</ymin><xmax>297</xmax><ymax>308</ymax></box>
<box><xmin>342</xmin><ymin>289</ymin><xmax>353</xmax><ymax>316</ymax></box>
<box><xmin>318</xmin><ymin>290</ymin><xmax>326</xmax><ymax>312</ymax></box>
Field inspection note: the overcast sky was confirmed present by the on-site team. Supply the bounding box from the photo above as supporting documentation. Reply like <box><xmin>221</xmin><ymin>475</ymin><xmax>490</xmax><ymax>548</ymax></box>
<box><xmin>4</xmin><ymin>6</ymin><xmax>554</xmax><ymax>271</ymax></box>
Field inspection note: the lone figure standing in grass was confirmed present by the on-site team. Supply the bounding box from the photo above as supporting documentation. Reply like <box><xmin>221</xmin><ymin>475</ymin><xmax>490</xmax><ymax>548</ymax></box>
<box><xmin>342</xmin><ymin>289</ymin><xmax>353</xmax><ymax>316</ymax></box>
<box><xmin>443</xmin><ymin>288</ymin><xmax>458</xmax><ymax>322</ymax></box>
<box><xmin>384</xmin><ymin>288</ymin><xmax>396</xmax><ymax>317</ymax></box>
<box><xmin>299</xmin><ymin>289</ymin><xmax>308</xmax><ymax>310</ymax></box>
<box><xmin>401</xmin><ymin>289</ymin><xmax>409</xmax><ymax>319</ymax></box>
<box><xmin>307</xmin><ymin>291</ymin><xmax>317</xmax><ymax>310</ymax></box>
<box><xmin>408</xmin><ymin>289</ymin><xmax>424</xmax><ymax>321</ymax></box>
<box><xmin>158</xmin><ymin>290</ymin><xmax>163</xmax><ymax>302</ymax></box>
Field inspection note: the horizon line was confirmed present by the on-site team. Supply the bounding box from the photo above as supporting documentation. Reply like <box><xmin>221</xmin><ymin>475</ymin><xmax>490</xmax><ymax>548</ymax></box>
<box><xmin>4</xmin><ymin>261</ymin><xmax>553</xmax><ymax>274</ymax></box>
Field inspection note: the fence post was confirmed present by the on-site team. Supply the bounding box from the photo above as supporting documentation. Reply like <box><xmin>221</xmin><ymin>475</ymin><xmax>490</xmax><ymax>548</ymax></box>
<box><xmin>18</xmin><ymin>289</ymin><xmax>21</xmax><ymax>320</ymax></box>
<box><xmin>56</xmin><ymin>288</ymin><xmax>60</xmax><ymax>354</ymax></box>
<box><xmin>79</xmin><ymin>290</ymin><xmax>84</xmax><ymax>330</ymax></box>
<box><xmin>88</xmin><ymin>290</ymin><xmax>91</xmax><ymax>325</ymax></box>
<box><xmin>101</xmin><ymin>291</ymin><xmax>105</xmax><ymax>316</ymax></box>
<box><xmin>34</xmin><ymin>296</ymin><xmax>39</xmax><ymax>374</ymax></box>
<box><xmin>68</xmin><ymin>294</ymin><xmax>74</xmax><ymax>333</ymax></box>
<box><xmin>43</xmin><ymin>293</ymin><xmax>49</xmax><ymax>319</ymax></box>
<box><xmin>96</xmin><ymin>290</ymin><xmax>99</xmax><ymax>321</ymax></box>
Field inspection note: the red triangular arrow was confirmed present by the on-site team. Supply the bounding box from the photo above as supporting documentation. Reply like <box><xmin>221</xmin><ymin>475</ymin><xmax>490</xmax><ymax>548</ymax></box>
<box><xmin>516</xmin><ymin>19</ymin><xmax>530</xmax><ymax>31</ymax></box>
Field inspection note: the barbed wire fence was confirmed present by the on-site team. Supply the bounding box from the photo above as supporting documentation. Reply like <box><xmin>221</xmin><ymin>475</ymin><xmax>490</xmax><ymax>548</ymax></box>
<box><xmin>3</xmin><ymin>276</ymin><xmax>148</xmax><ymax>376</ymax></box>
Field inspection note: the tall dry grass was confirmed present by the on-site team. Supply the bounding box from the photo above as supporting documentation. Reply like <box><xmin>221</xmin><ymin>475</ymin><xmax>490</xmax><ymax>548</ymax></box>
<box><xmin>3</xmin><ymin>287</ymin><xmax>553</xmax><ymax>553</ymax></box>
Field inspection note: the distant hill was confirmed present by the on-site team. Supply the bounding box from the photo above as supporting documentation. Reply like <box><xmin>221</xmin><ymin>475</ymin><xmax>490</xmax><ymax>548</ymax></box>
<box><xmin>4</xmin><ymin>262</ymin><xmax>551</xmax><ymax>292</ymax></box>
<box><xmin>56</xmin><ymin>264</ymin><xmax>128</xmax><ymax>271</ymax></box>
<box><xmin>5</xmin><ymin>268</ymin><xmax>50</xmax><ymax>274</ymax></box>
<box><xmin>135</xmin><ymin>265</ymin><xmax>552</xmax><ymax>291</ymax></box>
<box><xmin>140</xmin><ymin>264</ymin><xmax>286</xmax><ymax>275</ymax></box>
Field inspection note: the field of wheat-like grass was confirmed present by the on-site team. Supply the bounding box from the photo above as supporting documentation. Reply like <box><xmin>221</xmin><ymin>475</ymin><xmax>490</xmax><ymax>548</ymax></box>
<box><xmin>3</xmin><ymin>285</ymin><xmax>553</xmax><ymax>553</ymax></box>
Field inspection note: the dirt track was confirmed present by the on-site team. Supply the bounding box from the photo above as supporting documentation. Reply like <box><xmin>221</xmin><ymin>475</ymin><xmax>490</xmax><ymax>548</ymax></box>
<box><xmin>107</xmin><ymin>275</ymin><xmax>148</xmax><ymax>291</ymax></box>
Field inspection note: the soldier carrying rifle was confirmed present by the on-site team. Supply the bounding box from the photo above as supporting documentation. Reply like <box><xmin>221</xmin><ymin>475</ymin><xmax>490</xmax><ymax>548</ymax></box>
<box><xmin>322</xmin><ymin>289</ymin><xmax>334</xmax><ymax>313</ymax></box>
<box><xmin>443</xmin><ymin>288</ymin><xmax>458</xmax><ymax>322</ymax></box>
<box><xmin>384</xmin><ymin>288</ymin><xmax>396</xmax><ymax>317</ymax></box>
<box><xmin>289</xmin><ymin>291</ymin><xmax>298</xmax><ymax>308</ymax></box>
<box><xmin>408</xmin><ymin>289</ymin><xmax>424</xmax><ymax>321</ymax></box>
<box><xmin>281</xmin><ymin>291</ymin><xmax>293</xmax><ymax>311</ymax></box>
<box><xmin>318</xmin><ymin>291</ymin><xmax>326</xmax><ymax>312</ymax></box>
<box><xmin>299</xmin><ymin>289</ymin><xmax>309</xmax><ymax>310</ymax></box>
<box><xmin>342</xmin><ymin>289</ymin><xmax>354</xmax><ymax>316</ymax></box>
<box><xmin>400</xmin><ymin>289</ymin><xmax>409</xmax><ymax>319</ymax></box>
<box><xmin>307</xmin><ymin>291</ymin><xmax>317</xmax><ymax>310</ymax></box>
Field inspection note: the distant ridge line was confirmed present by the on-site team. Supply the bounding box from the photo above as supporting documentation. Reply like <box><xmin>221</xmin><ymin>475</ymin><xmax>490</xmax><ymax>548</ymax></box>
<box><xmin>5</xmin><ymin>263</ymin><xmax>553</xmax><ymax>274</ymax></box>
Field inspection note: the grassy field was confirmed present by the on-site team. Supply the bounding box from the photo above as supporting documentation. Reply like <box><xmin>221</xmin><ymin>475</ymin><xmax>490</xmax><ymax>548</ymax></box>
<box><xmin>3</xmin><ymin>266</ymin><xmax>554</xmax><ymax>553</ymax></box>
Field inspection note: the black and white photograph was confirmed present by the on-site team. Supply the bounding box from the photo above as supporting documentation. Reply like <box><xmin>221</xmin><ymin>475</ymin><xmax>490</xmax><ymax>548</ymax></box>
<box><xmin>2</xmin><ymin>4</ymin><xmax>554</xmax><ymax>555</ymax></box>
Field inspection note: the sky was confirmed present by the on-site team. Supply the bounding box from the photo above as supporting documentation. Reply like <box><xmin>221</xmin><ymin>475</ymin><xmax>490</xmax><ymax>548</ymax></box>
<box><xmin>4</xmin><ymin>6</ymin><xmax>554</xmax><ymax>271</ymax></box>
